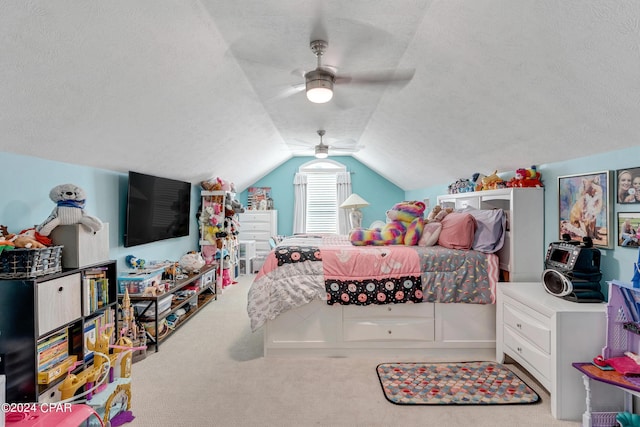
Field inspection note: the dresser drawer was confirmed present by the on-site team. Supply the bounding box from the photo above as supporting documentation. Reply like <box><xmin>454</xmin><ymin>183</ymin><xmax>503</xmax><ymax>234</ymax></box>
<box><xmin>37</xmin><ymin>273</ymin><xmax>82</xmax><ymax>336</ymax></box>
<box><xmin>343</xmin><ymin>317</ymin><xmax>435</xmax><ymax>342</ymax></box>
<box><xmin>343</xmin><ymin>303</ymin><xmax>434</xmax><ymax>319</ymax></box>
<box><xmin>503</xmin><ymin>325</ymin><xmax>551</xmax><ymax>383</ymax></box>
<box><xmin>241</xmin><ymin>222</ymin><xmax>273</xmax><ymax>232</ymax></box>
<box><xmin>503</xmin><ymin>302</ymin><xmax>550</xmax><ymax>353</ymax></box>
<box><xmin>239</xmin><ymin>212</ymin><xmax>274</xmax><ymax>223</ymax></box>
<box><xmin>238</xmin><ymin>231</ymin><xmax>271</xmax><ymax>242</ymax></box>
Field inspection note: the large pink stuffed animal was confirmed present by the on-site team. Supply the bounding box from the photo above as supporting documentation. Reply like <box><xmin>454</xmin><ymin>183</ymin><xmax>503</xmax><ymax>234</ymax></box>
<box><xmin>349</xmin><ymin>201</ymin><xmax>426</xmax><ymax>246</ymax></box>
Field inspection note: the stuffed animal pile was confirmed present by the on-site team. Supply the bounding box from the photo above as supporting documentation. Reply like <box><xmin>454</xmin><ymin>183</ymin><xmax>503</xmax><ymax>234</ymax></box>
<box><xmin>0</xmin><ymin>225</ymin><xmax>52</xmax><ymax>253</ymax></box>
<box><xmin>349</xmin><ymin>201</ymin><xmax>426</xmax><ymax>246</ymax></box>
<box><xmin>36</xmin><ymin>184</ymin><xmax>103</xmax><ymax>236</ymax></box>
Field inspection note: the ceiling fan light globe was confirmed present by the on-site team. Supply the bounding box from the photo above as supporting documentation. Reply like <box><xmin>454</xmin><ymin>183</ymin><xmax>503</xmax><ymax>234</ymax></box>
<box><xmin>315</xmin><ymin>144</ymin><xmax>329</xmax><ymax>158</ymax></box>
<box><xmin>305</xmin><ymin>69</ymin><xmax>334</xmax><ymax>103</ymax></box>
<box><xmin>306</xmin><ymin>87</ymin><xmax>333</xmax><ymax>103</ymax></box>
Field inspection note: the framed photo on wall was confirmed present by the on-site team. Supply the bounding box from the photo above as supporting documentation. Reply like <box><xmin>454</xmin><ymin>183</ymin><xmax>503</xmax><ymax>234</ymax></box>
<box><xmin>616</xmin><ymin>167</ymin><xmax>640</xmax><ymax>204</ymax></box>
<box><xmin>558</xmin><ymin>170</ymin><xmax>612</xmax><ymax>249</ymax></box>
<box><xmin>618</xmin><ymin>212</ymin><xmax>640</xmax><ymax>247</ymax></box>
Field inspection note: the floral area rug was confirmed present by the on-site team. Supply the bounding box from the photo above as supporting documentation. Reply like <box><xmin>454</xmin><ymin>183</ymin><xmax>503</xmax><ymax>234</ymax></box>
<box><xmin>376</xmin><ymin>361</ymin><xmax>540</xmax><ymax>405</ymax></box>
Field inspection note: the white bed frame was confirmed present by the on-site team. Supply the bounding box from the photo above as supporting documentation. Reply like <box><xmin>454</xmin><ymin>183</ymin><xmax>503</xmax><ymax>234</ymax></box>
<box><xmin>262</xmin><ymin>188</ymin><xmax>544</xmax><ymax>359</ymax></box>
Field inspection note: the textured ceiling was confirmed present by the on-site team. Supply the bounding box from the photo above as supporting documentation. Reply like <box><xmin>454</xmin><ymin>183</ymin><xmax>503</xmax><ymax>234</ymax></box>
<box><xmin>1</xmin><ymin>1</ymin><xmax>638</xmax><ymax>191</ymax></box>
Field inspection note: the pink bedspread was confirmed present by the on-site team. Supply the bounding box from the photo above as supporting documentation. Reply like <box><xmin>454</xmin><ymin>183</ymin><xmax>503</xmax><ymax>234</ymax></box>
<box><xmin>247</xmin><ymin>234</ymin><xmax>498</xmax><ymax>331</ymax></box>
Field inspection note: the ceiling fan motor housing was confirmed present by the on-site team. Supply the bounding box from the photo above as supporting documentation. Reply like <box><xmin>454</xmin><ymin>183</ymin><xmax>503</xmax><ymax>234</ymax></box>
<box><xmin>305</xmin><ymin>69</ymin><xmax>334</xmax><ymax>91</ymax></box>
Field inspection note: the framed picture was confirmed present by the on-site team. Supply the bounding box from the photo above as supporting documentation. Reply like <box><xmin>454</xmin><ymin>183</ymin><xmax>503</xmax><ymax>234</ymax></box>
<box><xmin>616</xmin><ymin>167</ymin><xmax>640</xmax><ymax>204</ymax></box>
<box><xmin>618</xmin><ymin>212</ymin><xmax>640</xmax><ymax>247</ymax></box>
<box><xmin>558</xmin><ymin>170</ymin><xmax>612</xmax><ymax>249</ymax></box>
<box><xmin>247</xmin><ymin>187</ymin><xmax>272</xmax><ymax>210</ymax></box>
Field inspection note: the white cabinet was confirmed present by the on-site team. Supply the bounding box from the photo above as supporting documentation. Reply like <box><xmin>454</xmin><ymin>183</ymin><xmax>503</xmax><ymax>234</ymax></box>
<box><xmin>437</xmin><ymin>187</ymin><xmax>544</xmax><ymax>282</ymax></box>
<box><xmin>496</xmin><ymin>282</ymin><xmax>619</xmax><ymax>420</ymax></box>
<box><xmin>238</xmin><ymin>210</ymin><xmax>278</xmax><ymax>267</ymax></box>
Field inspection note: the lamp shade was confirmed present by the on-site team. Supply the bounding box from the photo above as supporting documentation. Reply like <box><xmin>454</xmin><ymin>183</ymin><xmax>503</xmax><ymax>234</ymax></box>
<box><xmin>340</xmin><ymin>193</ymin><xmax>370</xmax><ymax>209</ymax></box>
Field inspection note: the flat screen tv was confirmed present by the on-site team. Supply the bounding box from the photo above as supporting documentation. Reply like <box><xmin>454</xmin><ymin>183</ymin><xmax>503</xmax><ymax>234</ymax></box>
<box><xmin>124</xmin><ymin>171</ymin><xmax>192</xmax><ymax>247</ymax></box>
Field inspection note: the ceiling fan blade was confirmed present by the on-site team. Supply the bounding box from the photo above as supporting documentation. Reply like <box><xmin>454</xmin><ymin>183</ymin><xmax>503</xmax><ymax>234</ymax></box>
<box><xmin>287</xmin><ymin>138</ymin><xmax>315</xmax><ymax>147</ymax></box>
<box><xmin>269</xmin><ymin>83</ymin><xmax>305</xmax><ymax>102</ymax></box>
<box><xmin>335</xmin><ymin>68</ymin><xmax>415</xmax><ymax>87</ymax></box>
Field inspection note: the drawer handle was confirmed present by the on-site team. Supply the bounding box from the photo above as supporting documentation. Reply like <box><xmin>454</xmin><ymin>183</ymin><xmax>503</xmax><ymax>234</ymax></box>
<box><xmin>516</xmin><ymin>323</ymin><xmax>522</xmax><ymax>329</ymax></box>
<box><xmin>517</xmin><ymin>347</ymin><xmax>522</xmax><ymax>353</ymax></box>
<box><xmin>58</xmin><ymin>286</ymin><xmax>64</xmax><ymax>293</ymax></box>
<box><xmin>387</xmin><ymin>307</ymin><xmax>392</xmax><ymax>312</ymax></box>
<box><xmin>387</xmin><ymin>330</ymin><xmax>392</xmax><ymax>334</ymax></box>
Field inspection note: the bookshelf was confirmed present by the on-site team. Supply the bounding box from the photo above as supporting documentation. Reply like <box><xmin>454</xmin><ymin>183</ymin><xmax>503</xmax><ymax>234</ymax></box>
<box><xmin>0</xmin><ymin>260</ymin><xmax>118</xmax><ymax>403</ymax></box>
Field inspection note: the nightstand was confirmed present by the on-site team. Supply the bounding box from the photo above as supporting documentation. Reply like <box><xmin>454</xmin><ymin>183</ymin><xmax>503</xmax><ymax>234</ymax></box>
<box><xmin>496</xmin><ymin>282</ymin><xmax>620</xmax><ymax>420</ymax></box>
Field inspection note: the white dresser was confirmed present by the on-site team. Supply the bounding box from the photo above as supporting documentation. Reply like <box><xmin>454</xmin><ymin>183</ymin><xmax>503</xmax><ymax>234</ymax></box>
<box><xmin>496</xmin><ymin>282</ymin><xmax>620</xmax><ymax>420</ymax></box>
<box><xmin>237</xmin><ymin>210</ymin><xmax>278</xmax><ymax>270</ymax></box>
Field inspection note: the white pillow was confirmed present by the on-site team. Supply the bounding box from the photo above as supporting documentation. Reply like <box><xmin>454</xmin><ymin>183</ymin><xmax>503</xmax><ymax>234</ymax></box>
<box><xmin>418</xmin><ymin>222</ymin><xmax>442</xmax><ymax>247</ymax></box>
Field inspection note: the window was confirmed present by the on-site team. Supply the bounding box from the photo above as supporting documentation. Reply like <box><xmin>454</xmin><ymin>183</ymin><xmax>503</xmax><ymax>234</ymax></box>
<box><xmin>305</xmin><ymin>172</ymin><xmax>338</xmax><ymax>233</ymax></box>
<box><xmin>294</xmin><ymin>160</ymin><xmax>351</xmax><ymax>234</ymax></box>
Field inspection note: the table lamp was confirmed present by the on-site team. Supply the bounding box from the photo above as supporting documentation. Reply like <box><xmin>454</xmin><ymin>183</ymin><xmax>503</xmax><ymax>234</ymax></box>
<box><xmin>340</xmin><ymin>194</ymin><xmax>370</xmax><ymax>229</ymax></box>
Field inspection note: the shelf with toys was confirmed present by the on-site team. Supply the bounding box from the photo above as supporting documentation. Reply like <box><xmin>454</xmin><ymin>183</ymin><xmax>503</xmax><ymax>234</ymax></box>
<box><xmin>118</xmin><ymin>263</ymin><xmax>217</xmax><ymax>352</ymax></box>
<box><xmin>198</xmin><ymin>178</ymin><xmax>244</xmax><ymax>292</ymax></box>
<box><xmin>0</xmin><ymin>260</ymin><xmax>120</xmax><ymax>405</ymax></box>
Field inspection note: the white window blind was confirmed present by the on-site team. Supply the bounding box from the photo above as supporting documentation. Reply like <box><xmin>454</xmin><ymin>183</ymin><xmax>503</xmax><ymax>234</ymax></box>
<box><xmin>305</xmin><ymin>172</ymin><xmax>338</xmax><ymax>233</ymax></box>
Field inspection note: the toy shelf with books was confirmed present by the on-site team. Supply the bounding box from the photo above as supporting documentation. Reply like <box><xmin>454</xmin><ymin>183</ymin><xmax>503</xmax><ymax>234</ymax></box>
<box><xmin>0</xmin><ymin>260</ymin><xmax>119</xmax><ymax>404</ymax></box>
<box><xmin>118</xmin><ymin>264</ymin><xmax>216</xmax><ymax>352</ymax></box>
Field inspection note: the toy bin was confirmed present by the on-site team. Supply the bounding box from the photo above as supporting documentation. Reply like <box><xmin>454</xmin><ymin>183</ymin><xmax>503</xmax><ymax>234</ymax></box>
<box><xmin>117</xmin><ymin>268</ymin><xmax>164</xmax><ymax>294</ymax></box>
<box><xmin>0</xmin><ymin>246</ymin><xmax>63</xmax><ymax>279</ymax></box>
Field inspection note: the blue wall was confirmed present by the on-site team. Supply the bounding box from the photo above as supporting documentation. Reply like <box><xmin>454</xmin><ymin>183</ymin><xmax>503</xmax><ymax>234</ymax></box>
<box><xmin>239</xmin><ymin>156</ymin><xmax>405</xmax><ymax>236</ymax></box>
<box><xmin>1</xmin><ymin>152</ymin><xmax>200</xmax><ymax>274</ymax></box>
<box><xmin>4</xmin><ymin>146</ymin><xmax>639</xmax><ymax>291</ymax></box>
<box><xmin>407</xmin><ymin>146</ymin><xmax>640</xmax><ymax>289</ymax></box>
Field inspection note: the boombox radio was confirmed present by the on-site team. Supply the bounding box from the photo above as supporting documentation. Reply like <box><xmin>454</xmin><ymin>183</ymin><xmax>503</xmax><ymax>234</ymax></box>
<box><xmin>541</xmin><ymin>239</ymin><xmax>604</xmax><ymax>303</ymax></box>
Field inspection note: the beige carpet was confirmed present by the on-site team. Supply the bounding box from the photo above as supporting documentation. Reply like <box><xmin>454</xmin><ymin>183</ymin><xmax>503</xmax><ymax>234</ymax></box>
<box><xmin>125</xmin><ymin>274</ymin><xmax>580</xmax><ymax>427</ymax></box>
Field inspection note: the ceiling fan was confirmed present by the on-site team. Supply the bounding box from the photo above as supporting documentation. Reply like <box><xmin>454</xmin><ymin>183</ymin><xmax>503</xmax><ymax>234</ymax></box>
<box><xmin>280</xmin><ymin>39</ymin><xmax>415</xmax><ymax>104</ymax></box>
<box><xmin>287</xmin><ymin>130</ymin><xmax>362</xmax><ymax>157</ymax></box>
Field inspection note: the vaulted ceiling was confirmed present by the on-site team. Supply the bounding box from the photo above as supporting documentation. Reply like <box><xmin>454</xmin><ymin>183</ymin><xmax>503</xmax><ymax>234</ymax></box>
<box><xmin>1</xmin><ymin>1</ymin><xmax>638</xmax><ymax>191</ymax></box>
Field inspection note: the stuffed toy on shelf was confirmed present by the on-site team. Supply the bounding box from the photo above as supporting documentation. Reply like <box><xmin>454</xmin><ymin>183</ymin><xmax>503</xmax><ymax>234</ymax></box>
<box><xmin>36</xmin><ymin>183</ymin><xmax>103</xmax><ymax>236</ymax></box>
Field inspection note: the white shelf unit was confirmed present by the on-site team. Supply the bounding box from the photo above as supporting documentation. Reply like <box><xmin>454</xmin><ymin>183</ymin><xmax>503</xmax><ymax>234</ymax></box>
<box><xmin>237</xmin><ymin>210</ymin><xmax>277</xmax><ymax>273</ymax></box>
<box><xmin>437</xmin><ymin>187</ymin><xmax>544</xmax><ymax>282</ymax></box>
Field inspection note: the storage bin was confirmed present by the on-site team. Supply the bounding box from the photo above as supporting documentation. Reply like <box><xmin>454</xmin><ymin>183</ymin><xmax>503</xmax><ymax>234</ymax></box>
<box><xmin>50</xmin><ymin>223</ymin><xmax>109</xmax><ymax>269</ymax></box>
<box><xmin>117</xmin><ymin>268</ymin><xmax>164</xmax><ymax>294</ymax></box>
<box><xmin>133</xmin><ymin>294</ymin><xmax>173</xmax><ymax>319</ymax></box>
<box><xmin>588</xmin><ymin>411</ymin><xmax>619</xmax><ymax>427</ymax></box>
<box><xmin>0</xmin><ymin>246</ymin><xmax>63</xmax><ymax>279</ymax></box>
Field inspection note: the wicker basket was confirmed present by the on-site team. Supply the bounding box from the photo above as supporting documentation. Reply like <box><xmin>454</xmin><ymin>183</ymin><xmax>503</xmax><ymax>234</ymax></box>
<box><xmin>590</xmin><ymin>411</ymin><xmax>620</xmax><ymax>427</ymax></box>
<box><xmin>0</xmin><ymin>246</ymin><xmax>63</xmax><ymax>279</ymax></box>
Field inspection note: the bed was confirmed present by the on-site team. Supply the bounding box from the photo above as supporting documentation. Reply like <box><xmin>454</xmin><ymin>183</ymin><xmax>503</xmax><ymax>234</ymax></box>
<box><xmin>247</xmin><ymin>188</ymin><xmax>545</xmax><ymax>359</ymax></box>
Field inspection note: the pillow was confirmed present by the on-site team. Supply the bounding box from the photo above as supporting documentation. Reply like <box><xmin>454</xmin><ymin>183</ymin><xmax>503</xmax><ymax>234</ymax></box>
<box><xmin>418</xmin><ymin>222</ymin><xmax>442</xmax><ymax>247</ymax></box>
<box><xmin>459</xmin><ymin>207</ymin><xmax>506</xmax><ymax>253</ymax></box>
<box><xmin>437</xmin><ymin>212</ymin><xmax>477</xmax><ymax>250</ymax></box>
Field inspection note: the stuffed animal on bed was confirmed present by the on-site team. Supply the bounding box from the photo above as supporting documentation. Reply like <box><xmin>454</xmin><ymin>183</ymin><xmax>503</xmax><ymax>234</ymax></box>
<box><xmin>349</xmin><ymin>201</ymin><xmax>426</xmax><ymax>246</ymax></box>
<box><xmin>36</xmin><ymin>184</ymin><xmax>103</xmax><ymax>237</ymax></box>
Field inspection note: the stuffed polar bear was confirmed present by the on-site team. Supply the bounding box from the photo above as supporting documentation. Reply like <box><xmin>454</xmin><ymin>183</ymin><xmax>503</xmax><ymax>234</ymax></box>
<box><xmin>349</xmin><ymin>200</ymin><xmax>426</xmax><ymax>246</ymax></box>
<box><xmin>36</xmin><ymin>183</ymin><xmax>104</xmax><ymax>236</ymax></box>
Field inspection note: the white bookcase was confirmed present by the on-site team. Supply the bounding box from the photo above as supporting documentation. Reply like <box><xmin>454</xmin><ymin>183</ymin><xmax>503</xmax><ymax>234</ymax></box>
<box><xmin>437</xmin><ymin>187</ymin><xmax>544</xmax><ymax>282</ymax></box>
